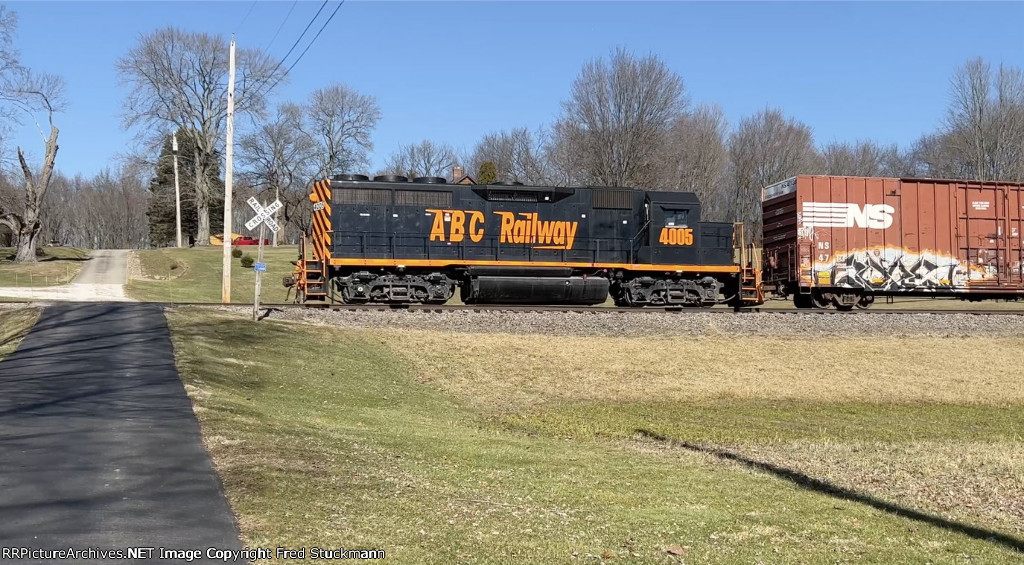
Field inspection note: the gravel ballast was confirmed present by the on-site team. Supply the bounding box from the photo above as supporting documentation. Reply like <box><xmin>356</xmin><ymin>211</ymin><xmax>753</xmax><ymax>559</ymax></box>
<box><xmin>242</xmin><ymin>306</ymin><xmax>1024</xmax><ymax>338</ymax></box>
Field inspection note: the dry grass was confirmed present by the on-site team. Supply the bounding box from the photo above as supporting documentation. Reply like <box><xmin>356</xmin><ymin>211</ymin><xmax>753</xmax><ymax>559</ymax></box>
<box><xmin>166</xmin><ymin>309</ymin><xmax>1024</xmax><ymax>563</ymax></box>
<box><xmin>733</xmin><ymin>440</ymin><xmax>1024</xmax><ymax>535</ymax></box>
<box><xmin>127</xmin><ymin>246</ymin><xmax>300</xmax><ymax>303</ymax></box>
<box><xmin>0</xmin><ymin>247</ymin><xmax>90</xmax><ymax>287</ymax></box>
<box><xmin>0</xmin><ymin>307</ymin><xmax>39</xmax><ymax>359</ymax></box>
<box><xmin>391</xmin><ymin>330</ymin><xmax>1024</xmax><ymax>407</ymax></box>
<box><xmin>385</xmin><ymin>327</ymin><xmax>1024</xmax><ymax>543</ymax></box>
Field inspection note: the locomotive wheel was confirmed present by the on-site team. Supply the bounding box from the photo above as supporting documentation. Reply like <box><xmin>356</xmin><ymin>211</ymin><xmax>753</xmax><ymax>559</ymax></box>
<box><xmin>855</xmin><ymin>295</ymin><xmax>875</xmax><ymax>310</ymax></box>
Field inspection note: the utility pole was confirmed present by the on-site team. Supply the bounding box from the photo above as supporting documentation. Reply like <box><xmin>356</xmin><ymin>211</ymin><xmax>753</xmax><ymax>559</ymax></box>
<box><xmin>221</xmin><ymin>36</ymin><xmax>237</xmax><ymax>304</ymax></box>
<box><xmin>172</xmin><ymin>132</ymin><xmax>183</xmax><ymax>248</ymax></box>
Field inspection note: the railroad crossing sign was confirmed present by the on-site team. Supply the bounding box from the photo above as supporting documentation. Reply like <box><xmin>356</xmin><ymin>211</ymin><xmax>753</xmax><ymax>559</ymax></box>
<box><xmin>245</xmin><ymin>197</ymin><xmax>282</xmax><ymax>233</ymax></box>
<box><xmin>244</xmin><ymin>197</ymin><xmax>281</xmax><ymax>321</ymax></box>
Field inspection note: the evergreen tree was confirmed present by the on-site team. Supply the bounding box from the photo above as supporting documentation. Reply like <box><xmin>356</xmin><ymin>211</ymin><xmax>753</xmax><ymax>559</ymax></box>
<box><xmin>477</xmin><ymin>160</ymin><xmax>498</xmax><ymax>185</ymax></box>
<box><xmin>147</xmin><ymin>130</ymin><xmax>224</xmax><ymax>246</ymax></box>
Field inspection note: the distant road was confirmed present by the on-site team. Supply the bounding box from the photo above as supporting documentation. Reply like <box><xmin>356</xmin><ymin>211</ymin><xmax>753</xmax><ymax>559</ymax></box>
<box><xmin>0</xmin><ymin>249</ymin><xmax>130</xmax><ymax>301</ymax></box>
<box><xmin>74</xmin><ymin>249</ymin><xmax>129</xmax><ymax>285</ymax></box>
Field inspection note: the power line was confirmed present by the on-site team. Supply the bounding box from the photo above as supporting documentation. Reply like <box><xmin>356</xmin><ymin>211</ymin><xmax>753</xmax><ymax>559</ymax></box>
<box><xmin>269</xmin><ymin>0</ymin><xmax>329</xmax><ymax>79</ymax></box>
<box><xmin>264</xmin><ymin>0</ymin><xmax>345</xmax><ymax>94</ymax></box>
<box><xmin>284</xmin><ymin>0</ymin><xmax>345</xmax><ymax>75</ymax></box>
<box><xmin>237</xmin><ymin>0</ymin><xmax>258</xmax><ymax>31</ymax></box>
<box><xmin>263</xmin><ymin>0</ymin><xmax>299</xmax><ymax>53</ymax></box>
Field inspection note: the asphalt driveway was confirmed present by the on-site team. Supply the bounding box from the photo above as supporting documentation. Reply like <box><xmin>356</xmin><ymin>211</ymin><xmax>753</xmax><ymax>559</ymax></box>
<box><xmin>0</xmin><ymin>303</ymin><xmax>241</xmax><ymax>562</ymax></box>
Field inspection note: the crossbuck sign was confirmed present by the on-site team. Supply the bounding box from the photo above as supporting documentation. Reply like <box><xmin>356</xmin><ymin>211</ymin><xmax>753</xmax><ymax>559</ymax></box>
<box><xmin>245</xmin><ymin>197</ymin><xmax>282</xmax><ymax>233</ymax></box>
<box><xmin>244</xmin><ymin>197</ymin><xmax>282</xmax><ymax>321</ymax></box>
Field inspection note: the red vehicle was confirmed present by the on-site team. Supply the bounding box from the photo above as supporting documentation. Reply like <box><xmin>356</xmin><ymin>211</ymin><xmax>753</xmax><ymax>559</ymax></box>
<box><xmin>762</xmin><ymin>175</ymin><xmax>1024</xmax><ymax>309</ymax></box>
<box><xmin>233</xmin><ymin>236</ymin><xmax>269</xmax><ymax>246</ymax></box>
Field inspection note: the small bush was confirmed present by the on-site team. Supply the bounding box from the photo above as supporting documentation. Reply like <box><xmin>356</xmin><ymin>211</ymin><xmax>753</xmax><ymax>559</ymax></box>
<box><xmin>240</xmin><ymin>254</ymin><xmax>255</xmax><ymax>268</ymax></box>
<box><xmin>232</xmin><ymin>248</ymin><xmax>243</xmax><ymax>258</ymax></box>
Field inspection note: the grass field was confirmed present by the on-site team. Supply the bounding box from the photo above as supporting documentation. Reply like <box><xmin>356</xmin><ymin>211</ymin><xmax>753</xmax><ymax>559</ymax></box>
<box><xmin>167</xmin><ymin>308</ymin><xmax>1024</xmax><ymax>564</ymax></box>
<box><xmin>128</xmin><ymin>246</ymin><xmax>301</xmax><ymax>303</ymax></box>
<box><xmin>0</xmin><ymin>307</ymin><xmax>39</xmax><ymax>360</ymax></box>
<box><xmin>0</xmin><ymin>247</ymin><xmax>90</xmax><ymax>287</ymax></box>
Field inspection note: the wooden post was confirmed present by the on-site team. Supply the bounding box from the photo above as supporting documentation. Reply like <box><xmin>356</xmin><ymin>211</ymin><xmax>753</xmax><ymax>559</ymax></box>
<box><xmin>252</xmin><ymin>220</ymin><xmax>266</xmax><ymax>321</ymax></box>
<box><xmin>222</xmin><ymin>36</ymin><xmax>237</xmax><ymax>304</ymax></box>
<box><xmin>272</xmin><ymin>185</ymin><xmax>280</xmax><ymax>247</ymax></box>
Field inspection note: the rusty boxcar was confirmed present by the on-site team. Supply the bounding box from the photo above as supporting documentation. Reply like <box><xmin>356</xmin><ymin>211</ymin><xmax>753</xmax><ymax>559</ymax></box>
<box><xmin>762</xmin><ymin>175</ymin><xmax>1024</xmax><ymax>309</ymax></box>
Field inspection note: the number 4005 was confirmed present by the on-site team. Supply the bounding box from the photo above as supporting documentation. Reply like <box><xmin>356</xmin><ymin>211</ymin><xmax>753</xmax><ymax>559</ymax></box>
<box><xmin>659</xmin><ymin>227</ymin><xmax>694</xmax><ymax>246</ymax></box>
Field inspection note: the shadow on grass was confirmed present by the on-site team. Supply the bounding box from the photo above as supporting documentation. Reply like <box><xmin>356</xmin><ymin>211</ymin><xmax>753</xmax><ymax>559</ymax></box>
<box><xmin>637</xmin><ymin>428</ymin><xmax>1024</xmax><ymax>555</ymax></box>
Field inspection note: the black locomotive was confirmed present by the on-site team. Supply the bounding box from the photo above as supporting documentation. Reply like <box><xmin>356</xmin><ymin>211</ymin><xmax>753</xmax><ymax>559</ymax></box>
<box><xmin>288</xmin><ymin>175</ymin><xmax>761</xmax><ymax>307</ymax></box>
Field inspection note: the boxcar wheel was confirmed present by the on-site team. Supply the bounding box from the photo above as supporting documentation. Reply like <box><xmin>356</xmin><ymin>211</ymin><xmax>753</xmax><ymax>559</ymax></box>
<box><xmin>855</xmin><ymin>295</ymin><xmax>875</xmax><ymax>309</ymax></box>
<box><xmin>811</xmin><ymin>291</ymin><xmax>832</xmax><ymax>309</ymax></box>
<box><xmin>793</xmin><ymin>293</ymin><xmax>814</xmax><ymax>309</ymax></box>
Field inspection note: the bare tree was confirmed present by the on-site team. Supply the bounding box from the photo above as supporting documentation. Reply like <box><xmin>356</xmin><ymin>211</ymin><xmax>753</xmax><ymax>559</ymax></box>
<box><xmin>542</xmin><ymin>121</ymin><xmax>588</xmax><ymax>187</ymax></box>
<box><xmin>820</xmin><ymin>140</ymin><xmax>896</xmax><ymax>177</ymax></box>
<box><xmin>239</xmin><ymin>103</ymin><xmax>318</xmax><ymax>244</ymax></box>
<box><xmin>381</xmin><ymin>140</ymin><xmax>458</xmax><ymax>179</ymax></box>
<box><xmin>944</xmin><ymin>58</ymin><xmax>1024</xmax><ymax>181</ymax></box>
<box><xmin>656</xmin><ymin>104</ymin><xmax>729</xmax><ymax>219</ymax></box>
<box><xmin>304</xmin><ymin>83</ymin><xmax>381</xmax><ymax>178</ymax></box>
<box><xmin>116</xmin><ymin>28</ymin><xmax>284</xmax><ymax>244</ymax></box>
<box><xmin>0</xmin><ymin>6</ymin><xmax>66</xmax><ymax>262</ymax></box>
<box><xmin>36</xmin><ymin>167</ymin><xmax>150</xmax><ymax>249</ymax></box>
<box><xmin>727</xmin><ymin>108</ymin><xmax>817</xmax><ymax>237</ymax></box>
<box><xmin>469</xmin><ymin>127</ymin><xmax>547</xmax><ymax>184</ymax></box>
<box><xmin>556</xmin><ymin>47</ymin><xmax>687</xmax><ymax>188</ymax></box>
<box><xmin>878</xmin><ymin>144</ymin><xmax>921</xmax><ymax>177</ymax></box>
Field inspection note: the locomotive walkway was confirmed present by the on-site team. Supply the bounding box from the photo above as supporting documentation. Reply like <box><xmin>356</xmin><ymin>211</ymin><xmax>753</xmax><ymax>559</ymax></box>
<box><xmin>0</xmin><ymin>303</ymin><xmax>241</xmax><ymax>562</ymax></box>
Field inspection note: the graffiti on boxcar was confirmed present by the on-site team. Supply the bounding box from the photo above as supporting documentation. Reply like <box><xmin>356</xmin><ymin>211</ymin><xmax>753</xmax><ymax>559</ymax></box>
<box><xmin>813</xmin><ymin>247</ymin><xmax>995</xmax><ymax>291</ymax></box>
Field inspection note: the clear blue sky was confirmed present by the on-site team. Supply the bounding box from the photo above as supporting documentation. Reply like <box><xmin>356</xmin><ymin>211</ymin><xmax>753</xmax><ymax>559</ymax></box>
<box><xmin>6</xmin><ymin>1</ymin><xmax>1024</xmax><ymax>178</ymax></box>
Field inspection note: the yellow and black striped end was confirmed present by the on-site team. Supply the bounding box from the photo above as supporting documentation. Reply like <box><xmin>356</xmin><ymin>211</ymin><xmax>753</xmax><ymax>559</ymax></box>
<box><xmin>309</xmin><ymin>179</ymin><xmax>333</xmax><ymax>262</ymax></box>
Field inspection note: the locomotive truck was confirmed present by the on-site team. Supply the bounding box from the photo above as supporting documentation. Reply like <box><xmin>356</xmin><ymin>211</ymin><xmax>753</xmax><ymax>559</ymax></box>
<box><xmin>286</xmin><ymin>174</ymin><xmax>762</xmax><ymax>308</ymax></box>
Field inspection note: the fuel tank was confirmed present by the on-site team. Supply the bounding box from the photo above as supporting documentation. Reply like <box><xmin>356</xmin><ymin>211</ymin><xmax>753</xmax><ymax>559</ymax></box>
<box><xmin>461</xmin><ymin>276</ymin><xmax>609</xmax><ymax>305</ymax></box>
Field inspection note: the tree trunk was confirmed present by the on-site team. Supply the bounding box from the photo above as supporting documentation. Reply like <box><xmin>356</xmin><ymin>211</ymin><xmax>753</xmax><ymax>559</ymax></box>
<box><xmin>193</xmin><ymin>150</ymin><xmax>211</xmax><ymax>246</ymax></box>
<box><xmin>196</xmin><ymin>189</ymin><xmax>210</xmax><ymax>246</ymax></box>
<box><xmin>10</xmin><ymin>125</ymin><xmax>59</xmax><ymax>263</ymax></box>
<box><xmin>13</xmin><ymin>220</ymin><xmax>40</xmax><ymax>262</ymax></box>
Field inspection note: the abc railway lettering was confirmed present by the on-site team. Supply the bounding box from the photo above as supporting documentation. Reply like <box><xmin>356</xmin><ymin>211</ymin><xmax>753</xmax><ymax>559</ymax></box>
<box><xmin>426</xmin><ymin>209</ymin><xmax>579</xmax><ymax>250</ymax></box>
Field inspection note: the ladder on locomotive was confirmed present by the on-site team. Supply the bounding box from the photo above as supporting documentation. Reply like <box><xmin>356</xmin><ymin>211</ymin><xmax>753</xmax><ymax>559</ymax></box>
<box><xmin>733</xmin><ymin>222</ymin><xmax>764</xmax><ymax>306</ymax></box>
<box><xmin>287</xmin><ymin>234</ymin><xmax>327</xmax><ymax>302</ymax></box>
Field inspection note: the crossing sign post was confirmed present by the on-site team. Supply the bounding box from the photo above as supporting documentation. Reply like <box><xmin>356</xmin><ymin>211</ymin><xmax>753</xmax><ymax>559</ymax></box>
<box><xmin>246</xmin><ymin>198</ymin><xmax>282</xmax><ymax>321</ymax></box>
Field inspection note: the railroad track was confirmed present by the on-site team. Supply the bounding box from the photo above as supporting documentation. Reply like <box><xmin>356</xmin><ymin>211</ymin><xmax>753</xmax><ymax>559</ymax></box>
<box><xmin>4</xmin><ymin>299</ymin><xmax>1022</xmax><ymax>315</ymax></box>
<box><xmin>181</xmin><ymin>301</ymin><xmax>1024</xmax><ymax>316</ymax></box>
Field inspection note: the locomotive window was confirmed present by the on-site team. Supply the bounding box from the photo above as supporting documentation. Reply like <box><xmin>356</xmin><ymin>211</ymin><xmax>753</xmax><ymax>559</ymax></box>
<box><xmin>335</xmin><ymin>188</ymin><xmax>392</xmax><ymax>206</ymax></box>
<box><xmin>664</xmin><ymin>209</ymin><xmax>689</xmax><ymax>227</ymax></box>
<box><xmin>395</xmin><ymin>190</ymin><xmax>452</xmax><ymax>208</ymax></box>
